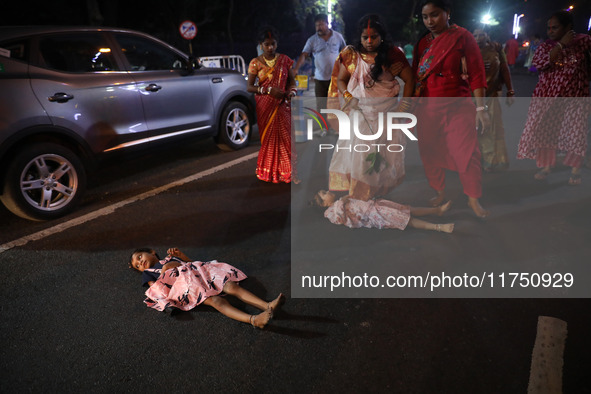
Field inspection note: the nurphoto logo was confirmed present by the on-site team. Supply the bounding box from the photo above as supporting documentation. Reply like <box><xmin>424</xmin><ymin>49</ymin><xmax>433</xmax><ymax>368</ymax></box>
<box><xmin>308</xmin><ymin>109</ymin><xmax>418</xmax><ymax>153</ymax></box>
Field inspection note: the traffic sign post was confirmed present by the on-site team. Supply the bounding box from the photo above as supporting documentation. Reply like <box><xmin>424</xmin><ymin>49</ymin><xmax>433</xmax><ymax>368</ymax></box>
<box><xmin>179</xmin><ymin>20</ymin><xmax>197</xmax><ymax>55</ymax></box>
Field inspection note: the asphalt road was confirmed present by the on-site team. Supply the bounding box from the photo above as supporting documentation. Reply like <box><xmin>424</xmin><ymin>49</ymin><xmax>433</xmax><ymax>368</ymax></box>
<box><xmin>1</xmin><ymin>72</ymin><xmax>590</xmax><ymax>393</ymax></box>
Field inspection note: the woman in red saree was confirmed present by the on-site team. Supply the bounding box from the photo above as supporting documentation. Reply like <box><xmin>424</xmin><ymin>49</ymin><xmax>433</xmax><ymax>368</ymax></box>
<box><xmin>413</xmin><ymin>0</ymin><xmax>490</xmax><ymax>218</ymax></box>
<box><xmin>247</xmin><ymin>27</ymin><xmax>297</xmax><ymax>183</ymax></box>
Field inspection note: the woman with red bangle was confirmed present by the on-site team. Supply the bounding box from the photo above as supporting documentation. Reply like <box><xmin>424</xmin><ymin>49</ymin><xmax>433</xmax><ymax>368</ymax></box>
<box><xmin>247</xmin><ymin>26</ymin><xmax>298</xmax><ymax>183</ymax></box>
<box><xmin>326</xmin><ymin>14</ymin><xmax>415</xmax><ymax>201</ymax></box>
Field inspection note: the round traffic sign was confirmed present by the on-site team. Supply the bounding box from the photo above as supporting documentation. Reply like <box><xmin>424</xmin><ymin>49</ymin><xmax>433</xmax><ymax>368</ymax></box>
<box><xmin>179</xmin><ymin>20</ymin><xmax>197</xmax><ymax>40</ymax></box>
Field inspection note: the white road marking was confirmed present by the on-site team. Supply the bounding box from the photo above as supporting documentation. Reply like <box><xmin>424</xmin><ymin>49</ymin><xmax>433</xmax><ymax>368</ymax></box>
<box><xmin>0</xmin><ymin>152</ymin><xmax>258</xmax><ymax>254</ymax></box>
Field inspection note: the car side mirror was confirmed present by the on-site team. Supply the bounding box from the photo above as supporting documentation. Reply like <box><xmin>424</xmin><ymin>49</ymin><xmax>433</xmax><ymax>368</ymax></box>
<box><xmin>180</xmin><ymin>56</ymin><xmax>198</xmax><ymax>76</ymax></box>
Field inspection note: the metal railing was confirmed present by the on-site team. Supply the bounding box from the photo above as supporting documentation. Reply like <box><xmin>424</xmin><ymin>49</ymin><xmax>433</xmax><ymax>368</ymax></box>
<box><xmin>198</xmin><ymin>55</ymin><xmax>247</xmax><ymax>77</ymax></box>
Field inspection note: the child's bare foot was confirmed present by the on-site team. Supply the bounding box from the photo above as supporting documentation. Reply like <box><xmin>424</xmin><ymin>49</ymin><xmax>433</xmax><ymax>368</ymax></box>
<box><xmin>468</xmin><ymin>197</ymin><xmax>489</xmax><ymax>218</ymax></box>
<box><xmin>429</xmin><ymin>191</ymin><xmax>446</xmax><ymax>207</ymax></box>
<box><xmin>437</xmin><ymin>200</ymin><xmax>452</xmax><ymax>216</ymax></box>
<box><xmin>250</xmin><ymin>309</ymin><xmax>272</xmax><ymax>329</ymax></box>
<box><xmin>268</xmin><ymin>293</ymin><xmax>285</xmax><ymax>314</ymax></box>
<box><xmin>436</xmin><ymin>223</ymin><xmax>454</xmax><ymax>233</ymax></box>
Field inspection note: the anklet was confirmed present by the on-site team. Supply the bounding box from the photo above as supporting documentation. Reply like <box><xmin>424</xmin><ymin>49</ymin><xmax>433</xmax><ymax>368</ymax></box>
<box><xmin>436</xmin><ymin>224</ymin><xmax>441</xmax><ymax>232</ymax></box>
<box><xmin>250</xmin><ymin>315</ymin><xmax>256</xmax><ymax>328</ymax></box>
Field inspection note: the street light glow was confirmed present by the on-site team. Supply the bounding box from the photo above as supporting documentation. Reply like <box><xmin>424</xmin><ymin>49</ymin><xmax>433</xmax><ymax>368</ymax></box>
<box><xmin>481</xmin><ymin>13</ymin><xmax>492</xmax><ymax>25</ymax></box>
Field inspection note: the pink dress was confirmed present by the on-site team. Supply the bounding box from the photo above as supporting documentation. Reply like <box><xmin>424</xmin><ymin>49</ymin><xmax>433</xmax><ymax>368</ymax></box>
<box><xmin>324</xmin><ymin>197</ymin><xmax>411</xmax><ymax>230</ymax></box>
<box><xmin>144</xmin><ymin>257</ymin><xmax>247</xmax><ymax>312</ymax></box>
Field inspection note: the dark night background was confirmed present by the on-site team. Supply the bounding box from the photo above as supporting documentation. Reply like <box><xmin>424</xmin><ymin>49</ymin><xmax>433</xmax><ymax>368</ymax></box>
<box><xmin>2</xmin><ymin>0</ymin><xmax>589</xmax><ymax>62</ymax></box>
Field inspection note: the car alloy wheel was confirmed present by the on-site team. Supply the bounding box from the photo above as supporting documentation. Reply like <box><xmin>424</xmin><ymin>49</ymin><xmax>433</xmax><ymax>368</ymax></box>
<box><xmin>1</xmin><ymin>143</ymin><xmax>86</xmax><ymax>221</ymax></box>
<box><xmin>216</xmin><ymin>101</ymin><xmax>251</xmax><ymax>150</ymax></box>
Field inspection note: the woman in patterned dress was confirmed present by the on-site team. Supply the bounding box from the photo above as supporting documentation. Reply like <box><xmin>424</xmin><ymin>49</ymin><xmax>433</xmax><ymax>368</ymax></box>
<box><xmin>247</xmin><ymin>27</ymin><xmax>297</xmax><ymax>183</ymax></box>
<box><xmin>129</xmin><ymin>247</ymin><xmax>285</xmax><ymax>328</ymax></box>
<box><xmin>326</xmin><ymin>14</ymin><xmax>415</xmax><ymax>201</ymax></box>
<box><xmin>517</xmin><ymin>10</ymin><xmax>591</xmax><ymax>185</ymax></box>
<box><xmin>311</xmin><ymin>190</ymin><xmax>454</xmax><ymax>233</ymax></box>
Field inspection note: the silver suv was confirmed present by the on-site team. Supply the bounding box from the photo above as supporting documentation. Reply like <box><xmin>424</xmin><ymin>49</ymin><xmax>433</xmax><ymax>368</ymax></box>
<box><xmin>0</xmin><ymin>26</ymin><xmax>254</xmax><ymax>221</ymax></box>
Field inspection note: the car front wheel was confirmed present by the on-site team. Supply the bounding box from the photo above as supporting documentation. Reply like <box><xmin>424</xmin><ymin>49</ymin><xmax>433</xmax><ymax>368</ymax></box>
<box><xmin>215</xmin><ymin>101</ymin><xmax>251</xmax><ymax>151</ymax></box>
<box><xmin>1</xmin><ymin>143</ymin><xmax>86</xmax><ymax>221</ymax></box>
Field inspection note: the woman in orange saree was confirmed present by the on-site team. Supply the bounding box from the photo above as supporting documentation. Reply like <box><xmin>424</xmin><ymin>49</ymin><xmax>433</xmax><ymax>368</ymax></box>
<box><xmin>247</xmin><ymin>27</ymin><xmax>297</xmax><ymax>183</ymax></box>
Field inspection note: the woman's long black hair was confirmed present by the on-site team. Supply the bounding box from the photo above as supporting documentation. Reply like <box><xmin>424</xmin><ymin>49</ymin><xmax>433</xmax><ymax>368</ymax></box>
<box><xmin>354</xmin><ymin>14</ymin><xmax>392</xmax><ymax>85</ymax></box>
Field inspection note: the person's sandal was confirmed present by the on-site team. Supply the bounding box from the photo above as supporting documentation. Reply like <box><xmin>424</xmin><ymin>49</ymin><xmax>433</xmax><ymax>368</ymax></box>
<box><xmin>568</xmin><ymin>173</ymin><xmax>582</xmax><ymax>186</ymax></box>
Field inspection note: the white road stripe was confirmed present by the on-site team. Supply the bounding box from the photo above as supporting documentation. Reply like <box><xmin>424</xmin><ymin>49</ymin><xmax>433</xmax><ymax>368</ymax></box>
<box><xmin>0</xmin><ymin>152</ymin><xmax>258</xmax><ymax>254</ymax></box>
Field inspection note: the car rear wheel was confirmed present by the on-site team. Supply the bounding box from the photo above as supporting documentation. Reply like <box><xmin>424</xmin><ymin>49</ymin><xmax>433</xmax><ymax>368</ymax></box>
<box><xmin>215</xmin><ymin>101</ymin><xmax>251</xmax><ymax>151</ymax></box>
<box><xmin>1</xmin><ymin>143</ymin><xmax>86</xmax><ymax>221</ymax></box>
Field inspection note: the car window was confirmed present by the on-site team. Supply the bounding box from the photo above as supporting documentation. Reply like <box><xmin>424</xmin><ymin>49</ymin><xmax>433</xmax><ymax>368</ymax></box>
<box><xmin>38</xmin><ymin>33</ymin><xmax>118</xmax><ymax>72</ymax></box>
<box><xmin>114</xmin><ymin>34</ymin><xmax>185</xmax><ymax>71</ymax></box>
<box><xmin>0</xmin><ymin>39</ymin><xmax>28</xmax><ymax>61</ymax></box>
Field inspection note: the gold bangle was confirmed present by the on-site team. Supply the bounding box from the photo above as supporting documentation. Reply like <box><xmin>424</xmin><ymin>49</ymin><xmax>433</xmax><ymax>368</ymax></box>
<box><xmin>398</xmin><ymin>99</ymin><xmax>412</xmax><ymax>109</ymax></box>
<box><xmin>343</xmin><ymin>90</ymin><xmax>353</xmax><ymax>99</ymax></box>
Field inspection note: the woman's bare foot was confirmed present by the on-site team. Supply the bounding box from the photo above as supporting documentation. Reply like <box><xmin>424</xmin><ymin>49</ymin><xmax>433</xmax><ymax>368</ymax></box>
<box><xmin>268</xmin><ymin>293</ymin><xmax>285</xmax><ymax>314</ymax></box>
<box><xmin>534</xmin><ymin>167</ymin><xmax>551</xmax><ymax>180</ymax></box>
<box><xmin>468</xmin><ymin>197</ymin><xmax>489</xmax><ymax>218</ymax></box>
<box><xmin>436</xmin><ymin>200</ymin><xmax>452</xmax><ymax>216</ymax></box>
<box><xmin>436</xmin><ymin>223</ymin><xmax>454</xmax><ymax>233</ymax></box>
<box><xmin>250</xmin><ymin>309</ymin><xmax>272</xmax><ymax>329</ymax></box>
<box><xmin>568</xmin><ymin>168</ymin><xmax>581</xmax><ymax>186</ymax></box>
<box><xmin>429</xmin><ymin>191</ymin><xmax>446</xmax><ymax>207</ymax></box>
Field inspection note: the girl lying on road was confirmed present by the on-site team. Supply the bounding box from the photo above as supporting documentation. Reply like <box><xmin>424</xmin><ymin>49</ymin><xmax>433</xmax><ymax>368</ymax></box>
<box><xmin>129</xmin><ymin>247</ymin><xmax>285</xmax><ymax>329</ymax></box>
<box><xmin>311</xmin><ymin>190</ymin><xmax>454</xmax><ymax>233</ymax></box>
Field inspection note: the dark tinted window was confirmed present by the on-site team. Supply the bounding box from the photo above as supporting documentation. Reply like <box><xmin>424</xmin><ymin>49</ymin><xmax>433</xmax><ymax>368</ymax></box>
<box><xmin>0</xmin><ymin>39</ymin><xmax>28</xmax><ymax>61</ymax></box>
<box><xmin>39</xmin><ymin>33</ymin><xmax>118</xmax><ymax>72</ymax></box>
<box><xmin>114</xmin><ymin>34</ymin><xmax>185</xmax><ymax>71</ymax></box>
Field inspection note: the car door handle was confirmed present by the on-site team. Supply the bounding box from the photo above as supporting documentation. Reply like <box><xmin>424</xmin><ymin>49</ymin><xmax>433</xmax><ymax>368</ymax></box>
<box><xmin>48</xmin><ymin>92</ymin><xmax>74</xmax><ymax>103</ymax></box>
<box><xmin>145</xmin><ymin>84</ymin><xmax>162</xmax><ymax>92</ymax></box>
<box><xmin>212</xmin><ymin>78</ymin><xmax>223</xmax><ymax>83</ymax></box>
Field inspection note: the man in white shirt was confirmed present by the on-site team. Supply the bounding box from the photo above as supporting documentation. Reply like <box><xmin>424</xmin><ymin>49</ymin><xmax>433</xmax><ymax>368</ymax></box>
<box><xmin>293</xmin><ymin>14</ymin><xmax>347</xmax><ymax>98</ymax></box>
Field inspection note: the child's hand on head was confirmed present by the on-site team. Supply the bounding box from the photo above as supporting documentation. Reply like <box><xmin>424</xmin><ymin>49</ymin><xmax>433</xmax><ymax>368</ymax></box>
<box><xmin>167</xmin><ymin>247</ymin><xmax>180</xmax><ymax>257</ymax></box>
